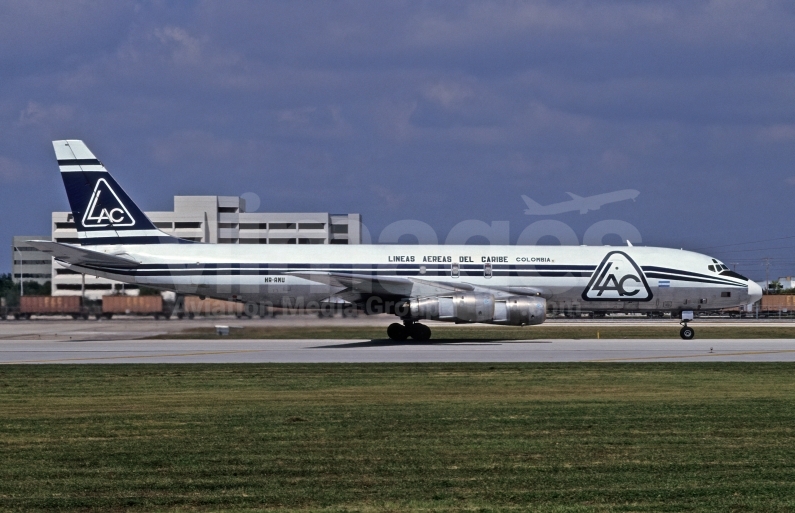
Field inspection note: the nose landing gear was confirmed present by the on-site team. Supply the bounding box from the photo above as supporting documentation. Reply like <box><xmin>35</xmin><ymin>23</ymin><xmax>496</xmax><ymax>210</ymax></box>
<box><xmin>387</xmin><ymin>321</ymin><xmax>432</xmax><ymax>341</ymax></box>
<box><xmin>677</xmin><ymin>310</ymin><xmax>695</xmax><ymax>340</ymax></box>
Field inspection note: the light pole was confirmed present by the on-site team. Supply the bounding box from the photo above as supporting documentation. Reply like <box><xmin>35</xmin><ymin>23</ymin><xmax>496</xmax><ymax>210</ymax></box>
<box><xmin>762</xmin><ymin>257</ymin><xmax>772</xmax><ymax>293</ymax></box>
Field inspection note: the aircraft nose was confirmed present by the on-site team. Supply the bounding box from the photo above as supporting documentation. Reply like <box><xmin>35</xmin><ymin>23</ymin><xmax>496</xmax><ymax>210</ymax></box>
<box><xmin>746</xmin><ymin>280</ymin><xmax>763</xmax><ymax>306</ymax></box>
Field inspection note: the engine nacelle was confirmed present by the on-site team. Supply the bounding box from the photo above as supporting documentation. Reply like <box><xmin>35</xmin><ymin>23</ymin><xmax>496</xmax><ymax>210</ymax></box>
<box><xmin>409</xmin><ymin>293</ymin><xmax>546</xmax><ymax>325</ymax></box>
<box><xmin>410</xmin><ymin>293</ymin><xmax>495</xmax><ymax>323</ymax></box>
<box><xmin>492</xmin><ymin>296</ymin><xmax>546</xmax><ymax>326</ymax></box>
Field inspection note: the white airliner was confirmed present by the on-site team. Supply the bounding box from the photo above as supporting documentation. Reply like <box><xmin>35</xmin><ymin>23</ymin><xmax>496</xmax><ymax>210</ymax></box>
<box><xmin>29</xmin><ymin>140</ymin><xmax>761</xmax><ymax>340</ymax></box>
<box><xmin>522</xmin><ymin>189</ymin><xmax>640</xmax><ymax>215</ymax></box>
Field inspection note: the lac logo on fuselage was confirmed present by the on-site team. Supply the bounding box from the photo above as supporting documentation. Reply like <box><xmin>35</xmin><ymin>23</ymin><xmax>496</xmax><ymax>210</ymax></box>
<box><xmin>581</xmin><ymin>251</ymin><xmax>653</xmax><ymax>301</ymax></box>
<box><xmin>81</xmin><ymin>178</ymin><xmax>135</xmax><ymax>228</ymax></box>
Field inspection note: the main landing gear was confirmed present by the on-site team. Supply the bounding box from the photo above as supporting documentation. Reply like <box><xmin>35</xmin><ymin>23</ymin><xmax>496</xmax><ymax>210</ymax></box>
<box><xmin>387</xmin><ymin>321</ymin><xmax>432</xmax><ymax>341</ymax></box>
<box><xmin>679</xmin><ymin>321</ymin><xmax>695</xmax><ymax>340</ymax></box>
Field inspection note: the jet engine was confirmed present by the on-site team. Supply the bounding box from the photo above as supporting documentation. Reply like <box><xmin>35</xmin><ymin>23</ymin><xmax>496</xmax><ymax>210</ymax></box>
<box><xmin>408</xmin><ymin>293</ymin><xmax>546</xmax><ymax>326</ymax></box>
<box><xmin>492</xmin><ymin>296</ymin><xmax>546</xmax><ymax>326</ymax></box>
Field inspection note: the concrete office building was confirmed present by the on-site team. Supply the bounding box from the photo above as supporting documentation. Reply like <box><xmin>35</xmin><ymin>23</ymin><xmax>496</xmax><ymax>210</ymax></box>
<box><xmin>45</xmin><ymin>195</ymin><xmax>362</xmax><ymax>299</ymax></box>
<box><xmin>11</xmin><ymin>235</ymin><xmax>53</xmax><ymax>285</ymax></box>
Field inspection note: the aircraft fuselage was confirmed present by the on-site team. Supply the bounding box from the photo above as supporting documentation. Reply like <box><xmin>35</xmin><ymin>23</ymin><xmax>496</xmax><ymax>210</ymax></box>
<box><xmin>68</xmin><ymin>243</ymin><xmax>759</xmax><ymax>314</ymax></box>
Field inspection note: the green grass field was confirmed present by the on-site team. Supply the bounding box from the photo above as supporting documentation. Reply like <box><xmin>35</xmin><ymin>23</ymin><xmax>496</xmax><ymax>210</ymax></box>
<box><xmin>2</xmin><ymin>364</ymin><xmax>795</xmax><ymax>512</ymax></box>
<box><xmin>153</xmin><ymin>324</ymin><xmax>795</xmax><ymax>340</ymax></box>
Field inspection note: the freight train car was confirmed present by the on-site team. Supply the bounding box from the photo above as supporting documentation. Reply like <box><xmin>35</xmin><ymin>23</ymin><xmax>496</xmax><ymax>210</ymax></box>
<box><xmin>101</xmin><ymin>295</ymin><xmax>172</xmax><ymax>319</ymax></box>
<box><xmin>14</xmin><ymin>296</ymin><xmax>94</xmax><ymax>320</ymax></box>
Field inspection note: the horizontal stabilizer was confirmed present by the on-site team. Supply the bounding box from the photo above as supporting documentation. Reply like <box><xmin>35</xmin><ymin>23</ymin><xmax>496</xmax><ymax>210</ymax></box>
<box><xmin>25</xmin><ymin>240</ymin><xmax>140</xmax><ymax>269</ymax></box>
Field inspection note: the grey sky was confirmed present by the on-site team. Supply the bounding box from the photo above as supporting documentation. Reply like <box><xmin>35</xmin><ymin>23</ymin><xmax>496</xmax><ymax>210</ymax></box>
<box><xmin>2</xmin><ymin>1</ymin><xmax>794</xmax><ymax>279</ymax></box>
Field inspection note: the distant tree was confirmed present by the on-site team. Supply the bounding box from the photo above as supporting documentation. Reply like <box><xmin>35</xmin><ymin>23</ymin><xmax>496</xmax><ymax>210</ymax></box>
<box><xmin>0</xmin><ymin>277</ymin><xmax>52</xmax><ymax>307</ymax></box>
<box><xmin>138</xmin><ymin>286</ymin><xmax>162</xmax><ymax>296</ymax></box>
<box><xmin>768</xmin><ymin>280</ymin><xmax>783</xmax><ymax>293</ymax></box>
<box><xmin>0</xmin><ymin>274</ymin><xmax>15</xmax><ymax>306</ymax></box>
<box><xmin>23</xmin><ymin>281</ymin><xmax>51</xmax><ymax>296</ymax></box>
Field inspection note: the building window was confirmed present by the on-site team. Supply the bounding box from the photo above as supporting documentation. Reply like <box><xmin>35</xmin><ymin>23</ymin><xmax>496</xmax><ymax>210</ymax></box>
<box><xmin>175</xmin><ymin>222</ymin><xmax>202</xmax><ymax>229</ymax></box>
<box><xmin>55</xmin><ymin>238</ymin><xmax>80</xmax><ymax>244</ymax></box>
<box><xmin>15</xmin><ymin>247</ymin><xmax>39</xmax><ymax>251</ymax></box>
<box><xmin>218</xmin><ymin>238</ymin><xmax>238</xmax><ymax>244</ymax></box>
<box><xmin>269</xmin><ymin>238</ymin><xmax>296</xmax><ymax>244</ymax></box>
<box><xmin>330</xmin><ymin>239</ymin><xmax>348</xmax><ymax>244</ymax></box>
<box><xmin>153</xmin><ymin>222</ymin><xmax>173</xmax><ymax>229</ymax></box>
<box><xmin>270</xmin><ymin>223</ymin><xmax>296</xmax><ymax>230</ymax></box>
<box><xmin>331</xmin><ymin>224</ymin><xmax>348</xmax><ymax>234</ymax></box>
<box><xmin>84</xmin><ymin>284</ymin><xmax>113</xmax><ymax>290</ymax></box>
<box><xmin>57</xmin><ymin>284</ymin><xmax>84</xmax><ymax>290</ymax></box>
<box><xmin>218</xmin><ymin>207</ymin><xmax>238</xmax><ymax>213</ymax></box>
<box><xmin>55</xmin><ymin>222</ymin><xmax>76</xmax><ymax>229</ymax></box>
<box><xmin>56</xmin><ymin>269</ymin><xmax>81</xmax><ymax>275</ymax></box>
<box><xmin>240</xmin><ymin>223</ymin><xmax>267</xmax><ymax>230</ymax></box>
<box><xmin>14</xmin><ymin>260</ymin><xmax>50</xmax><ymax>265</ymax></box>
<box><xmin>298</xmin><ymin>238</ymin><xmax>325</xmax><ymax>244</ymax></box>
<box><xmin>15</xmin><ymin>273</ymin><xmax>51</xmax><ymax>279</ymax></box>
<box><xmin>240</xmin><ymin>238</ymin><xmax>267</xmax><ymax>244</ymax></box>
<box><xmin>219</xmin><ymin>223</ymin><xmax>238</xmax><ymax>229</ymax></box>
<box><xmin>298</xmin><ymin>223</ymin><xmax>325</xmax><ymax>230</ymax></box>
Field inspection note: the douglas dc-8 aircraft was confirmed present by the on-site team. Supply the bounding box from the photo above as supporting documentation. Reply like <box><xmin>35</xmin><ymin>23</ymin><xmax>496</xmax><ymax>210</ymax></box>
<box><xmin>29</xmin><ymin>140</ymin><xmax>761</xmax><ymax>340</ymax></box>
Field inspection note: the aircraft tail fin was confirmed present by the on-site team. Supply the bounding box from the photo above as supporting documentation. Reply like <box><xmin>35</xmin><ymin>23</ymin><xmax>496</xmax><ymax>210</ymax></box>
<box><xmin>53</xmin><ymin>140</ymin><xmax>187</xmax><ymax>246</ymax></box>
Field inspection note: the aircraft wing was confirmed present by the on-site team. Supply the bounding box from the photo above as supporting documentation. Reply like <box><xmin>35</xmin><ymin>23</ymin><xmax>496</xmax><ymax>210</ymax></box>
<box><xmin>288</xmin><ymin>271</ymin><xmax>548</xmax><ymax>300</ymax></box>
<box><xmin>288</xmin><ymin>272</ymin><xmax>451</xmax><ymax>297</ymax></box>
<box><xmin>25</xmin><ymin>240</ymin><xmax>140</xmax><ymax>269</ymax></box>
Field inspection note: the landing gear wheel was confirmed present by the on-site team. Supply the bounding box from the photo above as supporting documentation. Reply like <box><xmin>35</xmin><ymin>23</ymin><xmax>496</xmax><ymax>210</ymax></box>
<box><xmin>387</xmin><ymin>323</ymin><xmax>409</xmax><ymax>341</ymax></box>
<box><xmin>680</xmin><ymin>326</ymin><xmax>695</xmax><ymax>340</ymax></box>
<box><xmin>409</xmin><ymin>323</ymin><xmax>432</xmax><ymax>341</ymax></box>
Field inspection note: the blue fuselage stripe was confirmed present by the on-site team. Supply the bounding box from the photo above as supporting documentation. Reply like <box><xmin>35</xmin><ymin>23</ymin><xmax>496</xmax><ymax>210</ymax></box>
<box><xmin>69</xmin><ymin>261</ymin><xmax>746</xmax><ymax>287</ymax></box>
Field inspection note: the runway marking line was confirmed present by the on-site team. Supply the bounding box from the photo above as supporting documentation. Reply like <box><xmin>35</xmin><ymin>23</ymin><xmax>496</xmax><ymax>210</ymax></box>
<box><xmin>587</xmin><ymin>349</ymin><xmax>795</xmax><ymax>362</ymax></box>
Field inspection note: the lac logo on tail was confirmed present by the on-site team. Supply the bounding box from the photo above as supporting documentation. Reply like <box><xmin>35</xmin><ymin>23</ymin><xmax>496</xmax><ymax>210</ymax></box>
<box><xmin>581</xmin><ymin>251</ymin><xmax>653</xmax><ymax>301</ymax></box>
<box><xmin>82</xmin><ymin>178</ymin><xmax>135</xmax><ymax>228</ymax></box>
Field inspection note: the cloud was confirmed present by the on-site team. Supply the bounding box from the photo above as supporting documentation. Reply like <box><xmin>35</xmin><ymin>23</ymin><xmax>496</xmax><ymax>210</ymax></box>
<box><xmin>760</xmin><ymin>124</ymin><xmax>795</xmax><ymax>142</ymax></box>
<box><xmin>0</xmin><ymin>156</ymin><xmax>30</xmax><ymax>183</ymax></box>
<box><xmin>370</xmin><ymin>184</ymin><xmax>405</xmax><ymax>209</ymax></box>
<box><xmin>599</xmin><ymin>149</ymin><xmax>631</xmax><ymax>173</ymax></box>
<box><xmin>18</xmin><ymin>101</ymin><xmax>75</xmax><ymax>126</ymax></box>
<box><xmin>154</xmin><ymin>26</ymin><xmax>203</xmax><ymax>65</ymax></box>
<box><xmin>150</xmin><ymin>130</ymin><xmax>244</xmax><ymax>166</ymax></box>
<box><xmin>423</xmin><ymin>82</ymin><xmax>474</xmax><ymax>108</ymax></box>
<box><xmin>0</xmin><ymin>1</ymin><xmax>794</xmax><ymax>279</ymax></box>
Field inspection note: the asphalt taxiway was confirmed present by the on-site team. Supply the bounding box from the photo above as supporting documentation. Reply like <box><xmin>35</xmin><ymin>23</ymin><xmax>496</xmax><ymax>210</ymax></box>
<box><xmin>2</xmin><ymin>317</ymin><xmax>794</xmax><ymax>363</ymax></box>
<box><xmin>2</xmin><ymin>338</ymin><xmax>795</xmax><ymax>364</ymax></box>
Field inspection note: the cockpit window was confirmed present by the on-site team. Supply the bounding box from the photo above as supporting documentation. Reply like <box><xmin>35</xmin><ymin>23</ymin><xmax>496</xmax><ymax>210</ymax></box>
<box><xmin>709</xmin><ymin>260</ymin><xmax>731</xmax><ymax>273</ymax></box>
